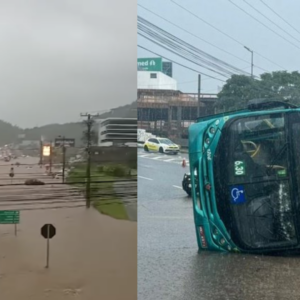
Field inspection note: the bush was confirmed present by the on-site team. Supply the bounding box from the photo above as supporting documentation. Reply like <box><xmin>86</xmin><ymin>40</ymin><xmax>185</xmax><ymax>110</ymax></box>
<box><xmin>101</xmin><ymin>164</ymin><xmax>127</xmax><ymax>177</ymax></box>
<box><xmin>113</xmin><ymin>165</ymin><xmax>127</xmax><ymax>177</ymax></box>
<box><xmin>103</xmin><ymin>165</ymin><xmax>115</xmax><ymax>175</ymax></box>
<box><xmin>97</xmin><ymin>165</ymin><xmax>104</xmax><ymax>172</ymax></box>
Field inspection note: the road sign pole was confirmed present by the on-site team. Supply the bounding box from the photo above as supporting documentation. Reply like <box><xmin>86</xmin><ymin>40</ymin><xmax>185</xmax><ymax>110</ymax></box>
<box><xmin>41</xmin><ymin>223</ymin><xmax>56</xmax><ymax>268</ymax></box>
<box><xmin>46</xmin><ymin>225</ymin><xmax>50</xmax><ymax>268</ymax></box>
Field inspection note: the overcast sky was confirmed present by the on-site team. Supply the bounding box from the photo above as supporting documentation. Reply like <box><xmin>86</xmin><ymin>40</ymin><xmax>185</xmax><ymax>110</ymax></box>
<box><xmin>0</xmin><ymin>0</ymin><xmax>136</xmax><ymax>128</ymax></box>
<box><xmin>138</xmin><ymin>0</ymin><xmax>300</xmax><ymax>94</ymax></box>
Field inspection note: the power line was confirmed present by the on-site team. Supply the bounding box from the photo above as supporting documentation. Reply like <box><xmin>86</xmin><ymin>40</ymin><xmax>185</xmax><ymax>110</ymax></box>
<box><xmin>243</xmin><ymin>0</ymin><xmax>300</xmax><ymax>44</ymax></box>
<box><xmin>0</xmin><ymin>195</ymin><xmax>137</xmax><ymax>204</ymax></box>
<box><xmin>259</xmin><ymin>0</ymin><xmax>300</xmax><ymax>36</ymax></box>
<box><xmin>0</xmin><ymin>199</ymin><xmax>136</xmax><ymax>212</ymax></box>
<box><xmin>138</xmin><ymin>18</ymin><xmax>255</xmax><ymax>82</ymax></box>
<box><xmin>0</xmin><ymin>178</ymin><xmax>136</xmax><ymax>187</ymax></box>
<box><xmin>11</xmin><ymin>204</ymin><xmax>86</xmax><ymax>211</ymax></box>
<box><xmin>138</xmin><ymin>45</ymin><xmax>226</xmax><ymax>82</ymax></box>
<box><xmin>228</xmin><ymin>0</ymin><xmax>300</xmax><ymax>51</ymax></box>
<box><xmin>170</xmin><ymin>0</ymin><xmax>285</xmax><ymax>69</ymax></box>
<box><xmin>138</xmin><ymin>17</ymin><xmax>252</xmax><ymax>76</ymax></box>
<box><xmin>138</xmin><ymin>4</ymin><xmax>268</xmax><ymax>73</ymax></box>
<box><xmin>139</xmin><ymin>31</ymin><xmax>231</xmax><ymax>78</ymax></box>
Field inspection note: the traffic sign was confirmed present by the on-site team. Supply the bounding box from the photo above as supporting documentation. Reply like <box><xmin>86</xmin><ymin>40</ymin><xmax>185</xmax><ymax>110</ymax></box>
<box><xmin>0</xmin><ymin>210</ymin><xmax>19</xmax><ymax>224</ymax></box>
<box><xmin>9</xmin><ymin>173</ymin><xmax>14</xmax><ymax>178</ymax></box>
<box><xmin>41</xmin><ymin>224</ymin><xmax>56</xmax><ymax>268</ymax></box>
<box><xmin>41</xmin><ymin>224</ymin><xmax>56</xmax><ymax>239</ymax></box>
<box><xmin>54</xmin><ymin>138</ymin><xmax>75</xmax><ymax>147</ymax></box>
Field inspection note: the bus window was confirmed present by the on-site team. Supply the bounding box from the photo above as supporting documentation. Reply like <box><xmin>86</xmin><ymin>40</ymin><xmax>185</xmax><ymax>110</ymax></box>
<box><xmin>214</xmin><ymin>113</ymin><xmax>297</xmax><ymax>251</ymax></box>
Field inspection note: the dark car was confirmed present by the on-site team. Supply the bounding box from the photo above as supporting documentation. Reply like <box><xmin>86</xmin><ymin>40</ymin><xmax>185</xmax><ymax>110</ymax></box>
<box><xmin>182</xmin><ymin>172</ymin><xmax>199</xmax><ymax>197</ymax></box>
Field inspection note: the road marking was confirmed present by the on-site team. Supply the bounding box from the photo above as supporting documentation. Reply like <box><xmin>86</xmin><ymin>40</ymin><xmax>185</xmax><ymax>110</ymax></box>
<box><xmin>164</xmin><ymin>158</ymin><xmax>177</xmax><ymax>162</ymax></box>
<box><xmin>139</xmin><ymin>164</ymin><xmax>152</xmax><ymax>168</ymax></box>
<box><xmin>138</xmin><ymin>154</ymin><xmax>190</xmax><ymax>165</ymax></box>
<box><xmin>173</xmin><ymin>185</ymin><xmax>182</xmax><ymax>189</ymax></box>
<box><xmin>138</xmin><ymin>176</ymin><xmax>153</xmax><ymax>181</ymax></box>
<box><xmin>139</xmin><ymin>154</ymin><xmax>152</xmax><ymax>158</ymax></box>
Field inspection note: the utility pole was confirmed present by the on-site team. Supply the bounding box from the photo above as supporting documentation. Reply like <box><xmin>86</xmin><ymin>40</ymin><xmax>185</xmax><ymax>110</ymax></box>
<box><xmin>80</xmin><ymin>113</ymin><xmax>93</xmax><ymax>208</ymax></box>
<box><xmin>62</xmin><ymin>136</ymin><xmax>66</xmax><ymax>183</ymax></box>
<box><xmin>56</xmin><ymin>135</ymin><xmax>67</xmax><ymax>183</ymax></box>
<box><xmin>197</xmin><ymin>74</ymin><xmax>201</xmax><ymax>117</ymax></box>
<box><xmin>244</xmin><ymin>46</ymin><xmax>254</xmax><ymax>78</ymax></box>
<box><xmin>40</xmin><ymin>139</ymin><xmax>43</xmax><ymax>165</ymax></box>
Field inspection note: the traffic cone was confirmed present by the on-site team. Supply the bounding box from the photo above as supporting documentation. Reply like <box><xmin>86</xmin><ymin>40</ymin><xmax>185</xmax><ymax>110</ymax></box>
<box><xmin>182</xmin><ymin>158</ymin><xmax>186</xmax><ymax>168</ymax></box>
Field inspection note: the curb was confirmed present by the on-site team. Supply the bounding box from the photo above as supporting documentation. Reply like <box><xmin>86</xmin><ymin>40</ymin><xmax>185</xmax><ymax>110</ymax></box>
<box><xmin>180</xmin><ymin>148</ymin><xmax>189</xmax><ymax>154</ymax></box>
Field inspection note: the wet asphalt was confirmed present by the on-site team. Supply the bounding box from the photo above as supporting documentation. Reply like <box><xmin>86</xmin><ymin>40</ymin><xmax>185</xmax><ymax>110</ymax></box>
<box><xmin>138</xmin><ymin>149</ymin><xmax>300</xmax><ymax>300</ymax></box>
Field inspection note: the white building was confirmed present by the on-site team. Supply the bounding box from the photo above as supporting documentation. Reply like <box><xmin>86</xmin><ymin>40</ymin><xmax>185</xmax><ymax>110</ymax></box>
<box><xmin>97</xmin><ymin>118</ymin><xmax>137</xmax><ymax>146</ymax></box>
<box><xmin>138</xmin><ymin>71</ymin><xmax>177</xmax><ymax>90</ymax></box>
<box><xmin>19</xmin><ymin>140</ymin><xmax>40</xmax><ymax>147</ymax></box>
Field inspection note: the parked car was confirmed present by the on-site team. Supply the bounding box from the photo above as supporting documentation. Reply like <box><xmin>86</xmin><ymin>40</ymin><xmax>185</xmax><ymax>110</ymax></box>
<box><xmin>144</xmin><ymin>138</ymin><xmax>179</xmax><ymax>154</ymax></box>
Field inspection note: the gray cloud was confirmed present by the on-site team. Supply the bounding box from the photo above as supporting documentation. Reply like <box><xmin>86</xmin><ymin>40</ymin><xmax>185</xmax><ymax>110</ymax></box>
<box><xmin>0</xmin><ymin>0</ymin><xmax>137</xmax><ymax>127</ymax></box>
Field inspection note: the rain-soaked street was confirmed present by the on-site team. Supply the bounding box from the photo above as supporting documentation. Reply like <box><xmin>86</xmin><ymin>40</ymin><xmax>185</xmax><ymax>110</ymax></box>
<box><xmin>138</xmin><ymin>148</ymin><xmax>300</xmax><ymax>300</ymax></box>
<box><xmin>0</xmin><ymin>156</ymin><xmax>137</xmax><ymax>300</ymax></box>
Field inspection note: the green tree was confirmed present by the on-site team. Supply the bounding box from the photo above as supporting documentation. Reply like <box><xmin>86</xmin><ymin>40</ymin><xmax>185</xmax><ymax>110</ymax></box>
<box><xmin>216</xmin><ymin>71</ymin><xmax>300</xmax><ymax>112</ymax></box>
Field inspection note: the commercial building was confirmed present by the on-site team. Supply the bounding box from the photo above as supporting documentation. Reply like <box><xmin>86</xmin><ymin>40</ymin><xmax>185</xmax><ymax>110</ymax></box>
<box><xmin>138</xmin><ymin>71</ymin><xmax>177</xmax><ymax>90</ymax></box>
<box><xmin>97</xmin><ymin>118</ymin><xmax>137</xmax><ymax>146</ymax></box>
<box><xmin>138</xmin><ymin>89</ymin><xmax>218</xmax><ymax>139</ymax></box>
<box><xmin>137</xmin><ymin>56</ymin><xmax>219</xmax><ymax>140</ymax></box>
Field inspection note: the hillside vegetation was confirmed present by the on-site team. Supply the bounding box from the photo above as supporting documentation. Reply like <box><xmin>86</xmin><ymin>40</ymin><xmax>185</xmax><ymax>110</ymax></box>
<box><xmin>0</xmin><ymin>101</ymin><xmax>137</xmax><ymax>146</ymax></box>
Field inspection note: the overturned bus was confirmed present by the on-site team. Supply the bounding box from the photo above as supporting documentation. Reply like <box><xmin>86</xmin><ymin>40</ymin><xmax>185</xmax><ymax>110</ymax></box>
<box><xmin>188</xmin><ymin>99</ymin><xmax>300</xmax><ymax>254</ymax></box>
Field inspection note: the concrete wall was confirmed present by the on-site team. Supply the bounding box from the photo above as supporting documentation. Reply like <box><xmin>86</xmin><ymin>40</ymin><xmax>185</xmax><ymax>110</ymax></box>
<box><xmin>138</xmin><ymin>71</ymin><xmax>177</xmax><ymax>90</ymax></box>
<box><xmin>90</xmin><ymin>146</ymin><xmax>137</xmax><ymax>164</ymax></box>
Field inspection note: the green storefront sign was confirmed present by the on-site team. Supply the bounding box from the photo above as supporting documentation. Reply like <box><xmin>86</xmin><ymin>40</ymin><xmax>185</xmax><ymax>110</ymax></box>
<box><xmin>137</xmin><ymin>57</ymin><xmax>162</xmax><ymax>72</ymax></box>
<box><xmin>0</xmin><ymin>210</ymin><xmax>20</xmax><ymax>224</ymax></box>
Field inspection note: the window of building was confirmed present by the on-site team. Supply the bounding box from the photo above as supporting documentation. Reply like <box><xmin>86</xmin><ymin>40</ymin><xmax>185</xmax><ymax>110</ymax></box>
<box><xmin>150</xmin><ymin>73</ymin><xmax>157</xmax><ymax>79</ymax></box>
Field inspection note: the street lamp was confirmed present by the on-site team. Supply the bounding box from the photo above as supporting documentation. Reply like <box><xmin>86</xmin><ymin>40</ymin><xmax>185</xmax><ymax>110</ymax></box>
<box><xmin>244</xmin><ymin>46</ymin><xmax>254</xmax><ymax>78</ymax></box>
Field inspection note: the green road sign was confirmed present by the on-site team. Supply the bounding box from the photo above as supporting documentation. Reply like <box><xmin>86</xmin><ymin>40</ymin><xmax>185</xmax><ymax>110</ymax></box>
<box><xmin>137</xmin><ymin>57</ymin><xmax>162</xmax><ymax>71</ymax></box>
<box><xmin>0</xmin><ymin>210</ymin><xmax>20</xmax><ymax>224</ymax></box>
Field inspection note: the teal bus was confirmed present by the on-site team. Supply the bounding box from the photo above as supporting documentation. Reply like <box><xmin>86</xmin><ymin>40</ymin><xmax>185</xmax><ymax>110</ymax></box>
<box><xmin>188</xmin><ymin>99</ymin><xmax>300</xmax><ymax>254</ymax></box>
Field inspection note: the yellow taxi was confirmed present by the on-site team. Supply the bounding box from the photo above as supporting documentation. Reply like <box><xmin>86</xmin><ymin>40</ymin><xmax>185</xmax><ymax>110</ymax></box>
<box><xmin>143</xmin><ymin>137</ymin><xmax>179</xmax><ymax>154</ymax></box>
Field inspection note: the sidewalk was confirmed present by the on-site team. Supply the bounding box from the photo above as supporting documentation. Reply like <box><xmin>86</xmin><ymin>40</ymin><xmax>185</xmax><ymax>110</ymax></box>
<box><xmin>113</xmin><ymin>174</ymin><xmax>137</xmax><ymax>222</ymax></box>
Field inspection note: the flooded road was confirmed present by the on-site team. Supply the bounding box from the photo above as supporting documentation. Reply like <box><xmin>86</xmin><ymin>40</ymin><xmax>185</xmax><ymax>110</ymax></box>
<box><xmin>0</xmin><ymin>157</ymin><xmax>137</xmax><ymax>300</ymax></box>
<box><xmin>138</xmin><ymin>149</ymin><xmax>300</xmax><ymax>300</ymax></box>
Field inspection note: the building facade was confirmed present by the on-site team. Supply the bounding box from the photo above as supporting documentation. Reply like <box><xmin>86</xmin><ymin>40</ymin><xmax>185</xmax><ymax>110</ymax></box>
<box><xmin>137</xmin><ymin>89</ymin><xmax>218</xmax><ymax>139</ymax></box>
<box><xmin>138</xmin><ymin>71</ymin><xmax>177</xmax><ymax>90</ymax></box>
<box><xmin>97</xmin><ymin>118</ymin><xmax>137</xmax><ymax>146</ymax></box>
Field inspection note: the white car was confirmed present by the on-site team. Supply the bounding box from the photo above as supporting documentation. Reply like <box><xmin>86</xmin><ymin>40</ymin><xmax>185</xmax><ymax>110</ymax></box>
<box><xmin>144</xmin><ymin>138</ymin><xmax>180</xmax><ymax>154</ymax></box>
